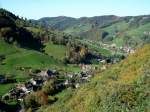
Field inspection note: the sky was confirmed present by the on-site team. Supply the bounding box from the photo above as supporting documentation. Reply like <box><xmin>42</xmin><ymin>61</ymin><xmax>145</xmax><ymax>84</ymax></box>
<box><xmin>0</xmin><ymin>0</ymin><xmax>150</xmax><ymax>20</ymax></box>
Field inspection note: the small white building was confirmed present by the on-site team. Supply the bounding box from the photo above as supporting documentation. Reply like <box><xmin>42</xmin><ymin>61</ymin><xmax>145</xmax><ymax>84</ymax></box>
<box><xmin>64</xmin><ymin>80</ymin><xmax>69</xmax><ymax>85</ymax></box>
<box><xmin>30</xmin><ymin>78</ymin><xmax>36</xmax><ymax>85</ymax></box>
<box><xmin>75</xmin><ymin>83</ymin><xmax>80</xmax><ymax>88</ymax></box>
<box><xmin>101</xmin><ymin>65</ymin><xmax>107</xmax><ymax>70</ymax></box>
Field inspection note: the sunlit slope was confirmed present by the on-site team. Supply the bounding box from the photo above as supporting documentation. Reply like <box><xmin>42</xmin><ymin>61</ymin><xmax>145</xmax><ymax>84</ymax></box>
<box><xmin>40</xmin><ymin>44</ymin><xmax>150</xmax><ymax>112</ymax></box>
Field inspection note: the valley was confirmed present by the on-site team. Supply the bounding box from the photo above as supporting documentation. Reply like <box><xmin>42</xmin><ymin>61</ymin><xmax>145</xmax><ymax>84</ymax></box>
<box><xmin>0</xmin><ymin>6</ymin><xmax>150</xmax><ymax>112</ymax></box>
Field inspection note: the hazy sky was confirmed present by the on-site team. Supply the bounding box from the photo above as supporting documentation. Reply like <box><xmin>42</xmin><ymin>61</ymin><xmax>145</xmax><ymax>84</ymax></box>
<box><xmin>0</xmin><ymin>0</ymin><xmax>150</xmax><ymax>20</ymax></box>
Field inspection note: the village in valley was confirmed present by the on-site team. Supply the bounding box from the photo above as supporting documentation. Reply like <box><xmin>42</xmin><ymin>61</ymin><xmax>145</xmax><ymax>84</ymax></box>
<box><xmin>0</xmin><ymin>1</ymin><xmax>150</xmax><ymax>111</ymax></box>
<box><xmin>0</xmin><ymin>64</ymin><xmax>96</xmax><ymax>104</ymax></box>
<box><xmin>0</xmin><ymin>42</ymin><xmax>136</xmax><ymax>108</ymax></box>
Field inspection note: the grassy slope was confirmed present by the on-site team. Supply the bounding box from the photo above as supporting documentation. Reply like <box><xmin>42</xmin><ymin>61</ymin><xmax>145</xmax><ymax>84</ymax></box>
<box><xmin>0</xmin><ymin>40</ymin><xmax>81</xmax><ymax>95</ymax></box>
<box><xmin>44</xmin><ymin>42</ymin><xmax>81</xmax><ymax>72</ymax></box>
<box><xmin>119</xmin><ymin>23</ymin><xmax>150</xmax><ymax>47</ymax></box>
<box><xmin>102</xmin><ymin>21</ymin><xmax>150</xmax><ymax>47</ymax></box>
<box><xmin>64</xmin><ymin>23</ymin><xmax>92</xmax><ymax>35</ymax></box>
<box><xmin>101</xmin><ymin>21</ymin><xmax>129</xmax><ymax>47</ymax></box>
<box><xmin>76</xmin><ymin>39</ymin><xmax>112</xmax><ymax>56</ymax></box>
<box><xmin>0</xmin><ymin>84</ymin><xmax>15</xmax><ymax>95</ymax></box>
<box><xmin>0</xmin><ymin>40</ymin><xmax>59</xmax><ymax>95</ymax></box>
<box><xmin>77</xmin><ymin>19</ymin><xmax>150</xmax><ymax>47</ymax></box>
<box><xmin>40</xmin><ymin>44</ymin><xmax>150</xmax><ymax>112</ymax></box>
<box><xmin>127</xmin><ymin>23</ymin><xmax>150</xmax><ymax>37</ymax></box>
<box><xmin>0</xmin><ymin>41</ymin><xmax>60</xmax><ymax>73</ymax></box>
<box><xmin>0</xmin><ymin>40</ymin><xmax>82</xmax><ymax>75</ymax></box>
<box><xmin>102</xmin><ymin>21</ymin><xmax>128</xmax><ymax>35</ymax></box>
<box><xmin>75</xmin><ymin>21</ymin><xmax>129</xmax><ymax>45</ymax></box>
<box><xmin>44</xmin><ymin>42</ymin><xmax>67</xmax><ymax>60</ymax></box>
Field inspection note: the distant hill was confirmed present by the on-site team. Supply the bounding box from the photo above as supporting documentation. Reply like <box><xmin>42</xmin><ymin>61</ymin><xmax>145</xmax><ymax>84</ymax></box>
<box><xmin>101</xmin><ymin>15</ymin><xmax>150</xmax><ymax>47</ymax></box>
<box><xmin>33</xmin><ymin>14</ymin><xmax>150</xmax><ymax>48</ymax></box>
<box><xmin>32</xmin><ymin>15</ymin><xmax>119</xmax><ymax>35</ymax></box>
<box><xmin>35</xmin><ymin>16</ymin><xmax>77</xmax><ymax>30</ymax></box>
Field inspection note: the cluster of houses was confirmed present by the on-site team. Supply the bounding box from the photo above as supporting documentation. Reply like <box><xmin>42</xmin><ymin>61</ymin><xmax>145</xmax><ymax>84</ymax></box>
<box><xmin>1</xmin><ymin>65</ymin><xmax>98</xmax><ymax>102</ymax></box>
<box><xmin>66</xmin><ymin>41</ymin><xmax>135</xmax><ymax>81</ymax></box>
<box><xmin>101</xmin><ymin>43</ymin><xmax>135</xmax><ymax>54</ymax></box>
<box><xmin>119</xmin><ymin>46</ymin><xmax>135</xmax><ymax>54</ymax></box>
<box><xmin>64</xmin><ymin>71</ymin><xmax>93</xmax><ymax>88</ymax></box>
<box><xmin>1</xmin><ymin>69</ymin><xmax>58</xmax><ymax>102</ymax></box>
<box><xmin>1</xmin><ymin>50</ymin><xmax>128</xmax><ymax>103</ymax></box>
<box><xmin>144</xmin><ymin>31</ymin><xmax>150</xmax><ymax>36</ymax></box>
<box><xmin>64</xmin><ymin>64</ymin><xmax>96</xmax><ymax>88</ymax></box>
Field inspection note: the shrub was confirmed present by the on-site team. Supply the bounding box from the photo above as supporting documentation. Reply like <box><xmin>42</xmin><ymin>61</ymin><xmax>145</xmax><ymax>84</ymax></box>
<box><xmin>42</xmin><ymin>79</ymin><xmax>56</xmax><ymax>95</ymax></box>
<box><xmin>25</xmin><ymin>91</ymin><xmax>48</xmax><ymax>109</ymax></box>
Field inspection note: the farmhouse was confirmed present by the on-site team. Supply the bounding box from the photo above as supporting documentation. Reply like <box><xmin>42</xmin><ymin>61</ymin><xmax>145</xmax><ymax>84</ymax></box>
<box><xmin>37</xmin><ymin>69</ymin><xmax>57</xmax><ymax>80</ymax></box>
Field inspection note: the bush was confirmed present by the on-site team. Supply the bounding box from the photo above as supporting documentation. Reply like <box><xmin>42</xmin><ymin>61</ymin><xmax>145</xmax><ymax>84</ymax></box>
<box><xmin>25</xmin><ymin>91</ymin><xmax>48</xmax><ymax>109</ymax></box>
<box><xmin>42</xmin><ymin>79</ymin><xmax>56</xmax><ymax>95</ymax></box>
<box><xmin>48</xmin><ymin>96</ymin><xmax>57</xmax><ymax>104</ymax></box>
<box><xmin>25</xmin><ymin>93</ymin><xmax>37</xmax><ymax>108</ymax></box>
